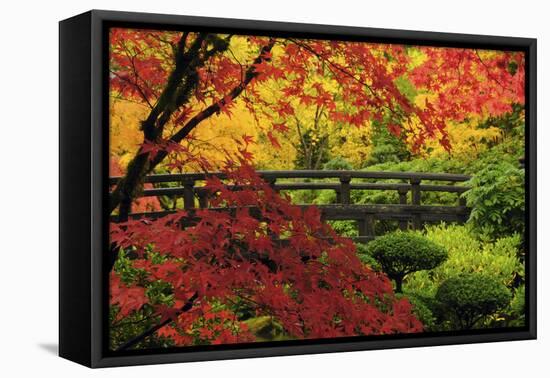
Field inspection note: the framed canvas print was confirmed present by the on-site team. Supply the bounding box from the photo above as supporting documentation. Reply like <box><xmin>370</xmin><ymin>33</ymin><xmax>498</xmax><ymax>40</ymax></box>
<box><xmin>59</xmin><ymin>10</ymin><xmax>536</xmax><ymax>368</ymax></box>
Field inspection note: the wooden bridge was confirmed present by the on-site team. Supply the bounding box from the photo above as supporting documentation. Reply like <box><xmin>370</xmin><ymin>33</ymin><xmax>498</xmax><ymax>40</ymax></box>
<box><xmin>109</xmin><ymin>170</ymin><xmax>471</xmax><ymax>241</ymax></box>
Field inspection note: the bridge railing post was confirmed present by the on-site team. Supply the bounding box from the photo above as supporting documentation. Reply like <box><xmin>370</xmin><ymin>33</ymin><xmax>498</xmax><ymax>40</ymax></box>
<box><xmin>458</xmin><ymin>194</ymin><xmax>468</xmax><ymax>222</ymax></box>
<box><xmin>410</xmin><ymin>178</ymin><xmax>422</xmax><ymax>230</ymax></box>
<box><xmin>118</xmin><ymin>194</ymin><xmax>132</xmax><ymax>222</ymax></box>
<box><xmin>357</xmin><ymin>211</ymin><xmax>375</xmax><ymax>239</ymax></box>
<box><xmin>183</xmin><ymin>179</ymin><xmax>196</xmax><ymax>209</ymax></box>
<box><xmin>339</xmin><ymin>174</ymin><xmax>351</xmax><ymax>205</ymax></box>
<box><xmin>398</xmin><ymin>187</ymin><xmax>408</xmax><ymax>230</ymax></box>
<box><xmin>197</xmin><ymin>189</ymin><xmax>209</xmax><ymax>208</ymax></box>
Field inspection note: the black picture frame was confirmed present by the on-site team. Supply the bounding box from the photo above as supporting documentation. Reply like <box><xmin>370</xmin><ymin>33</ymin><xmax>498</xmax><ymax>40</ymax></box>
<box><xmin>59</xmin><ymin>9</ymin><xmax>537</xmax><ymax>368</ymax></box>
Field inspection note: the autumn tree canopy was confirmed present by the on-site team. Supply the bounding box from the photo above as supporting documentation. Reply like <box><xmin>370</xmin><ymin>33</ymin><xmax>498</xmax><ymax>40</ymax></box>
<box><xmin>108</xmin><ymin>29</ymin><xmax>524</xmax><ymax>215</ymax></box>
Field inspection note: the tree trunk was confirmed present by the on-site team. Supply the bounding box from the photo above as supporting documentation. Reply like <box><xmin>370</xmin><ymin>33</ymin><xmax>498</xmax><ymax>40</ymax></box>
<box><xmin>107</xmin><ymin>40</ymin><xmax>276</xmax><ymax>272</ymax></box>
<box><xmin>395</xmin><ymin>276</ymin><xmax>404</xmax><ymax>294</ymax></box>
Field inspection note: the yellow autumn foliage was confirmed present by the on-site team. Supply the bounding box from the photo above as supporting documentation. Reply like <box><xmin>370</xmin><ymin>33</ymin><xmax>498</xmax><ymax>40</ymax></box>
<box><xmin>109</xmin><ymin>38</ymin><xmax>510</xmax><ymax>173</ymax></box>
<box><xmin>424</xmin><ymin>120</ymin><xmax>502</xmax><ymax>160</ymax></box>
<box><xmin>109</xmin><ymin>99</ymin><xmax>148</xmax><ymax>169</ymax></box>
<box><xmin>190</xmin><ymin>99</ymin><xmax>297</xmax><ymax>170</ymax></box>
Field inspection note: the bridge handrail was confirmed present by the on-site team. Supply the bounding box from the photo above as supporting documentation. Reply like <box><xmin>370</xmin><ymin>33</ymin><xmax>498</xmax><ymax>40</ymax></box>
<box><xmin>109</xmin><ymin>170</ymin><xmax>472</xmax><ymax>238</ymax></box>
<box><xmin>109</xmin><ymin>170</ymin><xmax>471</xmax><ymax>185</ymax></box>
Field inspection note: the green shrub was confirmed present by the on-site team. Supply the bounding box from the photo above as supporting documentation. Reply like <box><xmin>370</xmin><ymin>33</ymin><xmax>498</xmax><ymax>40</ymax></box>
<box><xmin>405</xmin><ymin>224</ymin><xmax>523</xmax><ymax>298</ymax></box>
<box><xmin>397</xmin><ymin>293</ymin><xmax>436</xmax><ymax>331</ymax></box>
<box><xmin>366</xmin><ymin>232</ymin><xmax>448</xmax><ymax>293</ymax></box>
<box><xmin>507</xmin><ymin>285</ymin><xmax>526</xmax><ymax>327</ymax></box>
<box><xmin>436</xmin><ymin>273</ymin><xmax>511</xmax><ymax>329</ymax></box>
<box><xmin>354</xmin><ymin>242</ymin><xmax>381</xmax><ymax>271</ymax></box>
<box><xmin>328</xmin><ymin>220</ymin><xmax>358</xmax><ymax>237</ymax></box>
<box><xmin>323</xmin><ymin>157</ymin><xmax>353</xmax><ymax>171</ymax></box>
<box><xmin>463</xmin><ymin>161</ymin><xmax>525</xmax><ymax>240</ymax></box>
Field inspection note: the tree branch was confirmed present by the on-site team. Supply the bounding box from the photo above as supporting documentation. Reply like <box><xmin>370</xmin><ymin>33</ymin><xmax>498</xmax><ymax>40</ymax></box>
<box><xmin>286</xmin><ymin>38</ymin><xmax>407</xmax><ymax>121</ymax></box>
<box><xmin>115</xmin><ymin>292</ymin><xmax>198</xmax><ymax>351</ymax></box>
<box><xmin>165</xmin><ymin>40</ymin><xmax>276</xmax><ymax>145</ymax></box>
<box><xmin>474</xmin><ymin>50</ymin><xmax>511</xmax><ymax>92</ymax></box>
<box><xmin>148</xmin><ymin>39</ymin><xmax>276</xmax><ymax>178</ymax></box>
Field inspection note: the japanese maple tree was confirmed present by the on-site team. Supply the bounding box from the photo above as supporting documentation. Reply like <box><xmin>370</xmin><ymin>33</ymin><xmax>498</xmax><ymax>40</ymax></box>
<box><xmin>110</xmin><ymin>151</ymin><xmax>422</xmax><ymax>349</ymax></box>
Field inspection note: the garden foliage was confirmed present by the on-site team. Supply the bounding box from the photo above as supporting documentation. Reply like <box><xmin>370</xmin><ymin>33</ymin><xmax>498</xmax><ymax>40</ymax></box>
<box><xmin>403</xmin><ymin>224</ymin><xmax>524</xmax><ymax>330</ymax></box>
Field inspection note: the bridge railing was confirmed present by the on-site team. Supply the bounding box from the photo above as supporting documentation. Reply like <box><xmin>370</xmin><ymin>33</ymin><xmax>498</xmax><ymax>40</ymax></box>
<box><xmin>109</xmin><ymin>170</ymin><xmax>471</xmax><ymax>241</ymax></box>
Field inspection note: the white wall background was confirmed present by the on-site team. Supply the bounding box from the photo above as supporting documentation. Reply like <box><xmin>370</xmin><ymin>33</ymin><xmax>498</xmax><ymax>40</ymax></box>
<box><xmin>0</xmin><ymin>0</ymin><xmax>546</xmax><ymax>376</ymax></box>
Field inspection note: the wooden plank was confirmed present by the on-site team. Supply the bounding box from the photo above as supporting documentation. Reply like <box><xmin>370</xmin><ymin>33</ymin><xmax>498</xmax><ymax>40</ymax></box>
<box><xmin>309</xmin><ymin>204</ymin><xmax>469</xmax><ymax>215</ymax></box>
<box><xmin>351</xmin><ymin>183</ymin><xmax>409</xmax><ymax>191</ymax></box>
<box><xmin>275</xmin><ymin>183</ymin><xmax>340</xmax><ymax>190</ymax></box>
<box><xmin>109</xmin><ymin>170</ymin><xmax>471</xmax><ymax>185</ymax></box>
<box><xmin>419</xmin><ymin>184</ymin><xmax>469</xmax><ymax>193</ymax></box>
<box><xmin>141</xmin><ymin>187</ymin><xmax>188</xmax><ymax>197</ymax></box>
<box><xmin>321</xmin><ymin>212</ymin><xmax>468</xmax><ymax>222</ymax></box>
<box><xmin>140</xmin><ymin>182</ymin><xmax>468</xmax><ymax>198</ymax></box>
<box><xmin>380</xmin><ymin>212</ymin><xmax>467</xmax><ymax>221</ymax></box>
<box><xmin>263</xmin><ymin>170</ymin><xmax>471</xmax><ymax>182</ymax></box>
<box><xmin>111</xmin><ymin>210</ymin><xmax>176</xmax><ymax>221</ymax></box>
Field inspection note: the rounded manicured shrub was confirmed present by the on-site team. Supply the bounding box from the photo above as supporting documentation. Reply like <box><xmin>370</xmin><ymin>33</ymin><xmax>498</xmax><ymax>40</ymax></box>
<box><xmin>435</xmin><ymin>273</ymin><xmax>512</xmax><ymax>329</ymax></box>
<box><xmin>366</xmin><ymin>231</ymin><xmax>448</xmax><ymax>293</ymax></box>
